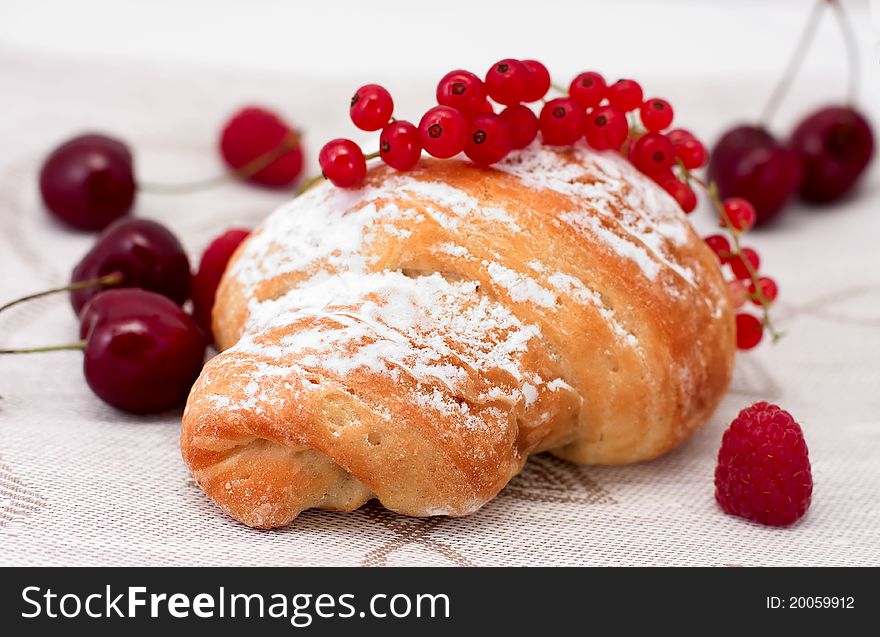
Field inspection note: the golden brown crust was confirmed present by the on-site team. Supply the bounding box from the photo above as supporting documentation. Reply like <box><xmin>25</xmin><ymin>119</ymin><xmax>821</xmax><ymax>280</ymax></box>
<box><xmin>181</xmin><ymin>143</ymin><xmax>734</xmax><ymax>528</ymax></box>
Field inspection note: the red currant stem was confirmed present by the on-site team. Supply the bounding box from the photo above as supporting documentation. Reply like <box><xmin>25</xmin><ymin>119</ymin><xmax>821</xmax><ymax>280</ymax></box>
<box><xmin>138</xmin><ymin>132</ymin><xmax>301</xmax><ymax>194</ymax></box>
<box><xmin>0</xmin><ymin>341</ymin><xmax>86</xmax><ymax>355</ymax></box>
<box><xmin>364</xmin><ymin>150</ymin><xmax>381</xmax><ymax>161</ymax></box>
<box><xmin>550</xmin><ymin>82</ymin><xmax>567</xmax><ymax>94</ymax></box>
<box><xmin>0</xmin><ymin>272</ymin><xmax>123</xmax><ymax>316</ymax></box>
<box><xmin>759</xmin><ymin>0</ymin><xmax>827</xmax><ymax>125</ymax></box>
<box><xmin>688</xmin><ymin>175</ymin><xmax>783</xmax><ymax>343</ymax></box>
<box><xmin>829</xmin><ymin>0</ymin><xmax>859</xmax><ymax>105</ymax></box>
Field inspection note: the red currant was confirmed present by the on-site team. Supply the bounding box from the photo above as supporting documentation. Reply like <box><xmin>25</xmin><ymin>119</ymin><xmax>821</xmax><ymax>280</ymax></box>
<box><xmin>521</xmin><ymin>59</ymin><xmax>551</xmax><ymax>102</ymax></box>
<box><xmin>220</xmin><ymin>107</ymin><xmax>304</xmax><ymax>187</ymax></box>
<box><xmin>748</xmin><ymin>276</ymin><xmax>779</xmax><ymax>306</ymax></box>
<box><xmin>667</xmin><ymin>128</ymin><xmax>708</xmax><ymax>169</ymax></box>
<box><xmin>584</xmin><ymin>106</ymin><xmax>628</xmax><ymax>150</ymax></box>
<box><xmin>569</xmin><ymin>72</ymin><xmax>607</xmax><ymax>109</ymax></box>
<box><xmin>465</xmin><ymin>113</ymin><xmax>513</xmax><ymax>166</ymax></box>
<box><xmin>722</xmin><ymin>197</ymin><xmax>757</xmax><ymax>232</ymax></box>
<box><xmin>477</xmin><ymin>99</ymin><xmax>495</xmax><ymax>114</ymax></box>
<box><xmin>191</xmin><ymin>228</ymin><xmax>251</xmax><ymax>342</ymax></box>
<box><xmin>380</xmin><ymin>120</ymin><xmax>422</xmax><ymax>171</ymax></box>
<box><xmin>640</xmin><ymin>98</ymin><xmax>674</xmax><ymax>132</ymax></box>
<box><xmin>630</xmin><ymin>132</ymin><xmax>676</xmax><ymax>174</ymax></box>
<box><xmin>350</xmin><ymin>84</ymin><xmax>394</xmax><ymax>131</ymax></box>
<box><xmin>39</xmin><ymin>134</ymin><xmax>136</xmax><ymax>231</ymax></box>
<box><xmin>539</xmin><ymin>98</ymin><xmax>586</xmax><ymax>146</ymax></box>
<box><xmin>436</xmin><ymin>70</ymin><xmax>486</xmax><ymax>116</ymax></box>
<box><xmin>319</xmin><ymin>139</ymin><xmax>367</xmax><ymax>188</ymax></box>
<box><xmin>484</xmin><ymin>59</ymin><xmax>531</xmax><ymax>106</ymax></box>
<box><xmin>704</xmin><ymin>234</ymin><xmax>732</xmax><ymax>261</ymax></box>
<box><xmin>418</xmin><ymin>106</ymin><xmax>468</xmax><ymax>158</ymax></box>
<box><xmin>735</xmin><ymin>313</ymin><xmax>764</xmax><ymax>350</ymax></box>
<box><xmin>657</xmin><ymin>173</ymin><xmax>697</xmax><ymax>213</ymax></box>
<box><xmin>606</xmin><ymin>79</ymin><xmax>643</xmax><ymax>112</ymax></box>
<box><xmin>500</xmin><ymin>105</ymin><xmax>539</xmax><ymax>149</ymax></box>
<box><xmin>729</xmin><ymin>280</ymin><xmax>748</xmax><ymax>309</ymax></box>
<box><xmin>729</xmin><ymin>247</ymin><xmax>760</xmax><ymax>280</ymax></box>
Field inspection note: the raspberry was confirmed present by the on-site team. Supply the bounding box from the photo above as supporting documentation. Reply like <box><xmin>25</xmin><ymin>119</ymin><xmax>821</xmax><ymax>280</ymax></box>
<box><xmin>715</xmin><ymin>402</ymin><xmax>812</xmax><ymax>527</ymax></box>
<box><xmin>219</xmin><ymin>107</ymin><xmax>303</xmax><ymax>187</ymax></box>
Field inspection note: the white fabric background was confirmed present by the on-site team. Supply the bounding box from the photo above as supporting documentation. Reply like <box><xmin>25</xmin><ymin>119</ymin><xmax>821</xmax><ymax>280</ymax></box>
<box><xmin>0</xmin><ymin>0</ymin><xmax>879</xmax><ymax>566</ymax></box>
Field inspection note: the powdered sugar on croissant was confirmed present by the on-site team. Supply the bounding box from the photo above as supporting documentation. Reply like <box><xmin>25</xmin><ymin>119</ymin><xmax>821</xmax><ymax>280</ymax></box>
<box><xmin>181</xmin><ymin>142</ymin><xmax>734</xmax><ymax>528</ymax></box>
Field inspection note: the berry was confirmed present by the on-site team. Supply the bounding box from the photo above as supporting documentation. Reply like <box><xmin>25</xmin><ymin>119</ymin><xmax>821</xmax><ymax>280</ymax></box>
<box><xmin>350</xmin><ymin>84</ymin><xmax>394</xmax><ymax>131</ymax></box>
<box><xmin>500</xmin><ymin>105</ymin><xmax>539</xmax><ymax>149</ymax></box>
<box><xmin>748</xmin><ymin>276</ymin><xmax>779</xmax><ymax>306</ymax></box>
<box><xmin>569</xmin><ymin>71</ymin><xmax>606</xmax><ymax>109</ymax></box>
<box><xmin>729</xmin><ymin>247</ymin><xmax>760</xmax><ymax>280</ymax></box>
<box><xmin>380</xmin><ymin>120</ymin><xmax>422</xmax><ymax>171</ymax></box>
<box><xmin>708</xmin><ymin>125</ymin><xmax>802</xmax><ymax>225</ymax></box>
<box><xmin>584</xmin><ymin>106</ymin><xmax>628</xmax><ymax>150</ymax></box>
<box><xmin>657</xmin><ymin>173</ymin><xmax>696</xmax><ymax>213</ymax></box>
<box><xmin>735</xmin><ymin>312</ymin><xmax>764</xmax><ymax>350</ymax></box>
<box><xmin>39</xmin><ymin>133</ymin><xmax>136</xmax><ymax>231</ymax></box>
<box><xmin>715</xmin><ymin>401</ymin><xmax>812</xmax><ymax>526</ymax></box>
<box><xmin>640</xmin><ymin>98</ymin><xmax>673</xmax><ymax>132</ymax></box>
<box><xmin>728</xmin><ymin>280</ymin><xmax>748</xmax><ymax>309</ymax></box>
<box><xmin>484</xmin><ymin>59</ymin><xmax>531</xmax><ymax>106</ymax></box>
<box><xmin>436</xmin><ymin>70</ymin><xmax>486</xmax><ymax>116</ymax></box>
<box><xmin>704</xmin><ymin>234</ymin><xmax>732</xmax><ymax>261</ymax></box>
<box><xmin>630</xmin><ymin>132</ymin><xmax>676</xmax><ymax>174</ymax></box>
<box><xmin>667</xmin><ymin>129</ymin><xmax>707</xmax><ymax>169</ymax></box>
<box><xmin>219</xmin><ymin>107</ymin><xmax>304</xmax><ymax>188</ymax></box>
<box><xmin>81</xmin><ymin>289</ymin><xmax>207</xmax><ymax>414</ymax></box>
<box><xmin>191</xmin><ymin>228</ymin><xmax>251</xmax><ymax>342</ymax></box>
<box><xmin>539</xmin><ymin>98</ymin><xmax>586</xmax><ymax>146</ymax></box>
<box><xmin>418</xmin><ymin>106</ymin><xmax>468</xmax><ymax>158</ymax></box>
<box><xmin>789</xmin><ymin>105</ymin><xmax>875</xmax><ymax>204</ymax></box>
<box><xmin>521</xmin><ymin>59</ymin><xmax>551</xmax><ymax>102</ymax></box>
<box><xmin>722</xmin><ymin>197</ymin><xmax>757</xmax><ymax>232</ymax></box>
<box><xmin>70</xmin><ymin>218</ymin><xmax>191</xmax><ymax>316</ymax></box>
<box><xmin>319</xmin><ymin>139</ymin><xmax>367</xmax><ymax>188</ymax></box>
<box><xmin>606</xmin><ymin>79</ymin><xmax>643</xmax><ymax>112</ymax></box>
<box><xmin>465</xmin><ymin>113</ymin><xmax>513</xmax><ymax>166</ymax></box>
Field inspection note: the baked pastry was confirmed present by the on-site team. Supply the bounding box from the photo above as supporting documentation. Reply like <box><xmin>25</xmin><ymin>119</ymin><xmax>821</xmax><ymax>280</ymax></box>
<box><xmin>180</xmin><ymin>142</ymin><xmax>735</xmax><ymax>528</ymax></box>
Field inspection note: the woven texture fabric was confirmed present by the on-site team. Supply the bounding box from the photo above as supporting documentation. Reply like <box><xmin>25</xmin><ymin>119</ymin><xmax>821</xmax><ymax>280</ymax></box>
<box><xmin>1</xmin><ymin>49</ymin><xmax>879</xmax><ymax>567</ymax></box>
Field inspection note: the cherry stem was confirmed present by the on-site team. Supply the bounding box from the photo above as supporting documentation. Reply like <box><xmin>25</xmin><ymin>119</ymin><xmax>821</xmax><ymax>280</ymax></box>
<box><xmin>829</xmin><ymin>0</ymin><xmax>859</xmax><ymax>105</ymax></box>
<box><xmin>138</xmin><ymin>132</ymin><xmax>301</xmax><ymax>194</ymax></box>
<box><xmin>0</xmin><ymin>341</ymin><xmax>86</xmax><ymax>355</ymax></box>
<box><xmin>0</xmin><ymin>272</ymin><xmax>123</xmax><ymax>316</ymax></box>
<box><xmin>759</xmin><ymin>0</ymin><xmax>827</xmax><ymax>126</ymax></box>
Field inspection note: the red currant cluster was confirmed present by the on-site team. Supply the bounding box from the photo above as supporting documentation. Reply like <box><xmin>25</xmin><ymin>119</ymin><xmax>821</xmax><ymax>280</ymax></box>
<box><xmin>316</xmin><ymin>59</ymin><xmax>777</xmax><ymax>350</ymax></box>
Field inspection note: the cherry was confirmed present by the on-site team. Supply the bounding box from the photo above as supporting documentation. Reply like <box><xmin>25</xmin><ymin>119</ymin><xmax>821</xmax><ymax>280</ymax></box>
<box><xmin>350</xmin><ymin>84</ymin><xmax>394</xmax><ymax>132</ymax></box>
<box><xmin>789</xmin><ymin>105</ymin><xmax>874</xmax><ymax>203</ymax></box>
<box><xmin>79</xmin><ymin>287</ymin><xmax>171</xmax><ymax>340</ymax></box>
<box><xmin>521</xmin><ymin>59</ymin><xmax>551</xmax><ymax>102</ymax></box>
<box><xmin>436</xmin><ymin>70</ymin><xmax>486</xmax><ymax>116</ymax></box>
<box><xmin>191</xmin><ymin>228</ymin><xmax>251</xmax><ymax>342</ymax></box>
<box><xmin>418</xmin><ymin>106</ymin><xmax>468</xmax><ymax>159</ymax></box>
<box><xmin>722</xmin><ymin>197</ymin><xmax>757</xmax><ymax>232</ymax></box>
<box><xmin>465</xmin><ymin>113</ymin><xmax>513</xmax><ymax>166</ymax></box>
<box><xmin>748</xmin><ymin>276</ymin><xmax>779</xmax><ymax>306</ymax></box>
<box><xmin>484</xmin><ymin>59</ymin><xmax>531</xmax><ymax>106</ymax></box>
<box><xmin>319</xmin><ymin>139</ymin><xmax>367</xmax><ymax>188</ymax></box>
<box><xmin>569</xmin><ymin>71</ymin><xmax>606</xmax><ymax>109</ymax></box>
<box><xmin>708</xmin><ymin>125</ymin><xmax>802</xmax><ymax>226</ymax></box>
<box><xmin>39</xmin><ymin>133</ymin><xmax>136</xmax><ymax>231</ymax></box>
<box><xmin>70</xmin><ymin>218</ymin><xmax>191</xmax><ymax>316</ymax></box>
<box><xmin>584</xmin><ymin>106</ymin><xmax>628</xmax><ymax>151</ymax></box>
<box><xmin>606</xmin><ymin>79</ymin><xmax>643</xmax><ymax>112</ymax></box>
<box><xmin>219</xmin><ymin>107</ymin><xmax>303</xmax><ymax>188</ymax></box>
<box><xmin>735</xmin><ymin>313</ymin><xmax>764</xmax><ymax>350</ymax></box>
<box><xmin>704</xmin><ymin>234</ymin><xmax>732</xmax><ymax>262</ymax></box>
<box><xmin>630</xmin><ymin>132</ymin><xmax>676</xmax><ymax>175</ymax></box>
<box><xmin>539</xmin><ymin>98</ymin><xmax>586</xmax><ymax>146</ymax></box>
<box><xmin>81</xmin><ymin>289</ymin><xmax>207</xmax><ymax>414</ymax></box>
<box><xmin>640</xmin><ymin>98</ymin><xmax>674</xmax><ymax>132</ymax></box>
<box><xmin>667</xmin><ymin>129</ymin><xmax>708</xmax><ymax>169</ymax></box>
<box><xmin>500</xmin><ymin>105</ymin><xmax>539</xmax><ymax>149</ymax></box>
<box><xmin>729</xmin><ymin>247</ymin><xmax>760</xmax><ymax>280</ymax></box>
<box><xmin>380</xmin><ymin>120</ymin><xmax>422</xmax><ymax>171</ymax></box>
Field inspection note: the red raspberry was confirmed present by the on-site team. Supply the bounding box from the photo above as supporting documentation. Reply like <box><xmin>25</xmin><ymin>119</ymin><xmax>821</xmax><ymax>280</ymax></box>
<box><xmin>219</xmin><ymin>107</ymin><xmax>303</xmax><ymax>187</ymax></box>
<box><xmin>715</xmin><ymin>402</ymin><xmax>812</xmax><ymax>527</ymax></box>
<box><xmin>191</xmin><ymin>228</ymin><xmax>250</xmax><ymax>342</ymax></box>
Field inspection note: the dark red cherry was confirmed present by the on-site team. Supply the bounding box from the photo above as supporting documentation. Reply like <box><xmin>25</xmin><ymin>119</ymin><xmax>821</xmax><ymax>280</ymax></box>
<box><xmin>70</xmin><ymin>218</ymin><xmax>191</xmax><ymax>315</ymax></box>
<box><xmin>789</xmin><ymin>105</ymin><xmax>874</xmax><ymax>204</ymax></box>
<box><xmin>191</xmin><ymin>228</ymin><xmax>250</xmax><ymax>342</ymax></box>
<box><xmin>708</xmin><ymin>125</ymin><xmax>802</xmax><ymax>226</ymax></box>
<box><xmin>39</xmin><ymin>133</ymin><xmax>137</xmax><ymax>231</ymax></box>
<box><xmin>81</xmin><ymin>289</ymin><xmax>207</xmax><ymax>414</ymax></box>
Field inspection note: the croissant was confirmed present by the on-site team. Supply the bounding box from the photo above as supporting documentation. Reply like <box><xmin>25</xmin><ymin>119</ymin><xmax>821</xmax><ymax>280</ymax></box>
<box><xmin>181</xmin><ymin>143</ymin><xmax>735</xmax><ymax>529</ymax></box>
